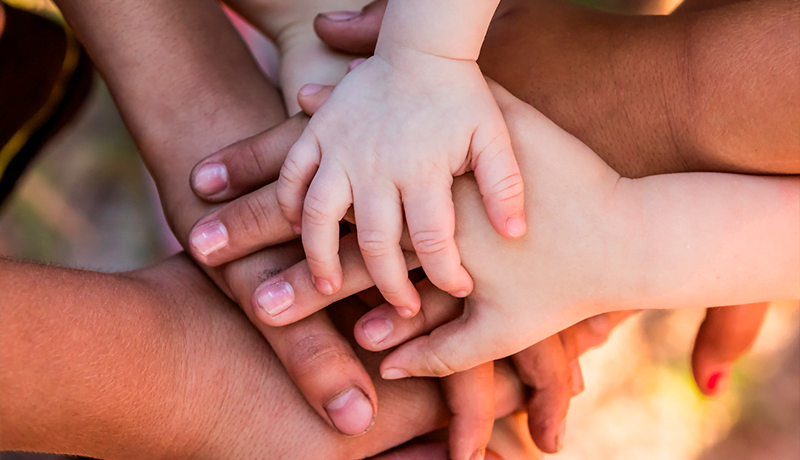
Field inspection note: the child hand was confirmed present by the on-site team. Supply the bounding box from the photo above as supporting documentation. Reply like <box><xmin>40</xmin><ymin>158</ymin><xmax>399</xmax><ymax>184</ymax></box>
<box><xmin>278</xmin><ymin>53</ymin><xmax>525</xmax><ymax>316</ymax></box>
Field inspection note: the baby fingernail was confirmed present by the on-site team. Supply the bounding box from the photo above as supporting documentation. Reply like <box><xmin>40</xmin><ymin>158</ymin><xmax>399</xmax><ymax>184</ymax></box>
<box><xmin>397</xmin><ymin>306</ymin><xmax>414</xmax><ymax>319</ymax></box>
<box><xmin>506</xmin><ymin>214</ymin><xmax>527</xmax><ymax>238</ymax></box>
<box><xmin>315</xmin><ymin>277</ymin><xmax>334</xmax><ymax>295</ymax></box>
<box><xmin>707</xmin><ymin>365</ymin><xmax>732</xmax><ymax>395</ymax></box>
<box><xmin>319</xmin><ymin>10</ymin><xmax>360</xmax><ymax>21</ymax></box>
<box><xmin>324</xmin><ymin>387</ymin><xmax>374</xmax><ymax>436</ymax></box>
<box><xmin>256</xmin><ymin>282</ymin><xmax>295</xmax><ymax>317</ymax></box>
<box><xmin>190</xmin><ymin>221</ymin><xmax>228</xmax><ymax>257</ymax></box>
<box><xmin>193</xmin><ymin>163</ymin><xmax>228</xmax><ymax>196</ymax></box>
<box><xmin>381</xmin><ymin>368</ymin><xmax>410</xmax><ymax>380</ymax></box>
<box><xmin>299</xmin><ymin>83</ymin><xmax>322</xmax><ymax>96</ymax></box>
<box><xmin>556</xmin><ymin>418</ymin><xmax>567</xmax><ymax>451</ymax></box>
<box><xmin>362</xmin><ymin>316</ymin><xmax>393</xmax><ymax>345</ymax></box>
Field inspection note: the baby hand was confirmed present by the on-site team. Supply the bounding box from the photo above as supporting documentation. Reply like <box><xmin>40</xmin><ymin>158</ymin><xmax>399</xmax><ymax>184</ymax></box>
<box><xmin>278</xmin><ymin>53</ymin><xmax>525</xmax><ymax>317</ymax></box>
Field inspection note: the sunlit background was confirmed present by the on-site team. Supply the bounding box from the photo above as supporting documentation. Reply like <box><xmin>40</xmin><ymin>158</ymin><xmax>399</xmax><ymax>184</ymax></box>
<box><xmin>1</xmin><ymin>0</ymin><xmax>798</xmax><ymax>459</ymax></box>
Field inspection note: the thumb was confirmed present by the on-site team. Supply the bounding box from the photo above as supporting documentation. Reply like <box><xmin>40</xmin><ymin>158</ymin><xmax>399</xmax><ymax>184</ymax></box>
<box><xmin>314</xmin><ymin>0</ymin><xmax>387</xmax><ymax>54</ymax></box>
<box><xmin>296</xmin><ymin>83</ymin><xmax>336</xmax><ymax>116</ymax></box>
<box><xmin>379</xmin><ymin>300</ymin><xmax>508</xmax><ymax>378</ymax></box>
<box><xmin>692</xmin><ymin>303</ymin><xmax>768</xmax><ymax>396</ymax></box>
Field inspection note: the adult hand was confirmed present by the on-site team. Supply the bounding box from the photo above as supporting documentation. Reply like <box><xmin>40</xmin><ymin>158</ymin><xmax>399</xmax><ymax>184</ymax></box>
<box><xmin>0</xmin><ymin>253</ymin><xmax>529</xmax><ymax>458</ymax></box>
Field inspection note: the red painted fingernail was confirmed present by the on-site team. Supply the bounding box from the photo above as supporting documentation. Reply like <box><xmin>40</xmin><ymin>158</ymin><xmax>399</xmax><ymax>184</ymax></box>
<box><xmin>706</xmin><ymin>365</ymin><xmax>732</xmax><ymax>395</ymax></box>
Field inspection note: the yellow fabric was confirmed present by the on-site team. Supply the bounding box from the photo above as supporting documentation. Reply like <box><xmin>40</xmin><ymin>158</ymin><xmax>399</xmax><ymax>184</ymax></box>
<box><xmin>0</xmin><ymin>24</ymin><xmax>80</xmax><ymax>181</ymax></box>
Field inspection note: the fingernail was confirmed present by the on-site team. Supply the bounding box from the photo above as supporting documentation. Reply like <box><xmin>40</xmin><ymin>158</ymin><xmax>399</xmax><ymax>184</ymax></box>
<box><xmin>397</xmin><ymin>306</ymin><xmax>414</xmax><ymax>319</ymax></box>
<box><xmin>452</xmin><ymin>290</ymin><xmax>469</xmax><ymax>298</ymax></box>
<box><xmin>291</xmin><ymin>224</ymin><xmax>302</xmax><ymax>235</ymax></box>
<box><xmin>471</xmin><ymin>449</ymin><xmax>486</xmax><ymax>460</ymax></box>
<box><xmin>362</xmin><ymin>316</ymin><xmax>393</xmax><ymax>344</ymax></box>
<box><xmin>190</xmin><ymin>221</ymin><xmax>228</xmax><ymax>257</ymax></box>
<box><xmin>299</xmin><ymin>83</ymin><xmax>322</xmax><ymax>96</ymax></box>
<box><xmin>319</xmin><ymin>10</ymin><xmax>360</xmax><ymax>21</ymax></box>
<box><xmin>569</xmin><ymin>359</ymin><xmax>585</xmax><ymax>395</ymax></box>
<box><xmin>506</xmin><ymin>214</ymin><xmax>526</xmax><ymax>238</ymax></box>
<box><xmin>556</xmin><ymin>418</ymin><xmax>566</xmax><ymax>452</ymax></box>
<box><xmin>193</xmin><ymin>163</ymin><xmax>228</xmax><ymax>196</ymax></box>
<box><xmin>381</xmin><ymin>368</ymin><xmax>410</xmax><ymax>380</ymax></box>
<box><xmin>314</xmin><ymin>277</ymin><xmax>334</xmax><ymax>295</ymax></box>
<box><xmin>324</xmin><ymin>387</ymin><xmax>375</xmax><ymax>436</ymax></box>
<box><xmin>347</xmin><ymin>58</ymin><xmax>367</xmax><ymax>72</ymax></box>
<box><xmin>707</xmin><ymin>365</ymin><xmax>732</xmax><ymax>395</ymax></box>
<box><xmin>256</xmin><ymin>281</ymin><xmax>295</xmax><ymax>317</ymax></box>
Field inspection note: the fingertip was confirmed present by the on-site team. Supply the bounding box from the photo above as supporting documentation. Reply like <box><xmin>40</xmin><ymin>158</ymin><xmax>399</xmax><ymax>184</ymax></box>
<box><xmin>505</xmin><ymin>213</ymin><xmax>527</xmax><ymax>239</ymax></box>
<box><xmin>192</xmin><ymin>162</ymin><xmax>229</xmax><ymax>199</ymax></box>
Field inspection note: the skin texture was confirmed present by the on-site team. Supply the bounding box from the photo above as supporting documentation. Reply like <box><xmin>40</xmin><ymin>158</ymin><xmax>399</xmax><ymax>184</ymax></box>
<box><xmin>0</xmin><ymin>254</ymin><xmax>532</xmax><ymax>458</ymax></box>
<box><xmin>272</xmin><ymin>0</ymin><xmax>527</xmax><ymax>325</ymax></box>
<box><xmin>52</xmin><ymin>0</ymin><xmax>386</xmax><ymax>438</ymax></box>
<box><xmin>187</xmin><ymin>0</ymin><xmax>798</xmax><ymax>450</ymax></box>
<box><xmin>40</xmin><ymin>0</ymin><xmax>798</xmax><ymax>455</ymax></box>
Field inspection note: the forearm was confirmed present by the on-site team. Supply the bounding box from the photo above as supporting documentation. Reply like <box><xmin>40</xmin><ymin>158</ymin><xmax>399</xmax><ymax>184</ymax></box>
<box><xmin>377</xmin><ymin>0</ymin><xmax>499</xmax><ymax>61</ymax></box>
<box><xmin>627</xmin><ymin>174</ymin><xmax>800</xmax><ymax>310</ymax></box>
<box><xmin>0</xmin><ymin>259</ymin><xmax>183</xmax><ymax>458</ymax></box>
<box><xmin>54</xmin><ymin>0</ymin><xmax>286</xmax><ymax>240</ymax></box>
<box><xmin>482</xmin><ymin>0</ymin><xmax>799</xmax><ymax>177</ymax></box>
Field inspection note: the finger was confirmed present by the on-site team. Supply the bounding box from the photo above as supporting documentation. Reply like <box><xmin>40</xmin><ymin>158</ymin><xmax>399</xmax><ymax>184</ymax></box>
<box><xmin>380</xmin><ymin>301</ymin><xmax>504</xmax><ymax>378</ymax></box>
<box><xmin>692</xmin><ymin>303</ymin><xmax>769</xmax><ymax>396</ymax></box>
<box><xmin>302</xmin><ymin>163</ymin><xmax>353</xmax><ymax>295</ymax></box>
<box><xmin>402</xmin><ymin>183</ymin><xmax>473</xmax><ymax>297</ymax></box>
<box><xmin>354</xmin><ymin>278</ymin><xmax>462</xmax><ymax>351</ymax></box>
<box><xmin>368</xmin><ymin>443</ymin><xmax>503</xmax><ymax>460</ymax></box>
<box><xmin>512</xmin><ymin>336</ymin><xmax>572</xmax><ymax>454</ymax></box>
<box><xmin>314</xmin><ymin>0</ymin><xmax>387</xmax><ymax>55</ymax></box>
<box><xmin>252</xmin><ymin>233</ymin><xmax>419</xmax><ymax>326</ymax></box>
<box><xmin>557</xmin><ymin>328</ymin><xmax>585</xmax><ymax>396</ymax></box>
<box><xmin>471</xmin><ymin>113</ymin><xmax>526</xmax><ymax>240</ymax></box>
<box><xmin>191</xmin><ymin>114</ymin><xmax>307</xmax><ymax>201</ymax></box>
<box><xmin>572</xmin><ymin>310</ymin><xmax>639</xmax><ymax>355</ymax></box>
<box><xmin>296</xmin><ymin>83</ymin><xmax>335</xmax><ymax>117</ymax></box>
<box><xmin>276</xmin><ymin>132</ymin><xmax>322</xmax><ymax>232</ymax></box>
<box><xmin>354</xmin><ymin>184</ymin><xmax>420</xmax><ymax>318</ymax></box>
<box><xmin>444</xmin><ymin>362</ymin><xmax>495</xmax><ymax>460</ymax></box>
<box><xmin>188</xmin><ymin>182</ymin><xmax>295</xmax><ymax>266</ymax></box>
<box><xmin>221</xmin><ymin>248</ymin><xmax>377</xmax><ymax>437</ymax></box>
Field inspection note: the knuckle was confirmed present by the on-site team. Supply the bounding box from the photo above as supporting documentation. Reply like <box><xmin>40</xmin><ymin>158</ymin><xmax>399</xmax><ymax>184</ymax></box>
<box><xmin>231</xmin><ymin>196</ymin><xmax>274</xmax><ymax>243</ymax></box>
<box><xmin>286</xmin><ymin>333</ymin><xmax>355</xmax><ymax>380</ymax></box>
<box><xmin>303</xmin><ymin>194</ymin><xmax>334</xmax><ymax>227</ymax></box>
<box><xmin>410</xmin><ymin>230</ymin><xmax>452</xmax><ymax>257</ymax></box>
<box><xmin>358</xmin><ymin>230</ymin><xmax>395</xmax><ymax>259</ymax></box>
<box><xmin>425</xmin><ymin>343</ymin><xmax>457</xmax><ymax>377</ymax></box>
<box><xmin>280</xmin><ymin>155</ymin><xmax>307</xmax><ymax>186</ymax></box>
<box><xmin>488</xmin><ymin>172</ymin><xmax>525</xmax><ymax>203</ymax></box>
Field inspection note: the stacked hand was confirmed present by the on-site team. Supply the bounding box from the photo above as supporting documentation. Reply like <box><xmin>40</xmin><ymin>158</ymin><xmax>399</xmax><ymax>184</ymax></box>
<box><xmin>187</xmin><ymin>77</ymin><xmax>774</xmax><ymax>453</ymax></box>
